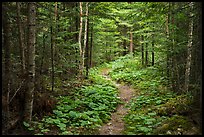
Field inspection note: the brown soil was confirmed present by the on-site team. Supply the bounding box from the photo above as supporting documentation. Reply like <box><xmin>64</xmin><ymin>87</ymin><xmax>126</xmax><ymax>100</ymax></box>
<box><xmin>98</xmin><ymin>68</ymin><xmax>136</xmax><ymax>135</ymax></box>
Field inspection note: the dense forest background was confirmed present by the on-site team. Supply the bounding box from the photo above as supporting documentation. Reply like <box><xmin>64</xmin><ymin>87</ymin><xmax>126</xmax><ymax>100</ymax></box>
<box><xmin>2</xmin><ymin>2</ymin><xmax>202</xmax><ymax>135</ymax></box>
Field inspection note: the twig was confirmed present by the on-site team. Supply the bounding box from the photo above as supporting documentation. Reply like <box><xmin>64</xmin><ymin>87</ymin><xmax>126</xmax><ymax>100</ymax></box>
<box><xmin>9</xmin><ymin>79</ymin><xmax>25</xmax><ymax>104</ymax></box>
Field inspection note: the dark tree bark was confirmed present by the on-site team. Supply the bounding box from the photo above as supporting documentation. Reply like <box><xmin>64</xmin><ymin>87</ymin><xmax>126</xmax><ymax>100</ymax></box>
<box><xmin>50</xmin><ymin>26</ymin><xmax>54</xmax><ymax>92</ymax></box>
<box><xmin>129</xmin><ymin>31</ymin><xmax>133</xmax><ymax>53</ymax></box>
<box><xmin>123</xmin><ymin>40</ymin><xmax>127</xmax><ymax>56</ymax></box>
<box><xmin>184</xmin><ymin>2</ymin><xmax>194</xmax><ymax>92</ymax></box>
<box><xmin>141</xmin><ymin>35</ymin><xmax>144</xmax><ymax>66</ymax></box>
<box><xmin>40</xmin><ymin>34</ymin><xmax>46</xmax><ymax>75</ymax></box>
<box><xmin>85</xmin><ymin>18</ymin><xmax>89</xmax><ymax>78</ymax></box>
<box><xmin>2</xmin><ymin>2</ymin><xmax>11</xmax><ymax>133</ymax></box>
<box><xmin>89</xmin><ymin>24</ymin><xmax>93</xmax><ymax>68</ymax></box>
<box><xmin>152</xmin><ymin>39</ymin><xmax>154</xmax><ymax>66</ymax></box>
<box><xmin>166</xmin><ymin>2</ymin><xmax>171</xmax><ymax>87</ymax></box>
<box><xmin>145</xmin><ymin>38</ymin><xmax>148</xmax><ymax>67</ymax></box>
<box><xmin>16</xmin><ymin>2</ymin><xmax>26</xmax><ymax>77</ymax></box>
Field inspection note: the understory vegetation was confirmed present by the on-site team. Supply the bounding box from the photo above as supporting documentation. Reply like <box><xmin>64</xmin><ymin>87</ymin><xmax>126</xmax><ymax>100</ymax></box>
<box><xmin>23</xmin><ymin>65</ymin><xmax>121</xmax><ymax>135</ymax></box>
<box><xmin>23</xmin><ymin>54</ymin><xmax>201</xmax><ymax>135</ymax></box>
<box><xmin>108</xmin><ymin>54</ymin><xmax>201</xmax><ymax>135</ymax></box>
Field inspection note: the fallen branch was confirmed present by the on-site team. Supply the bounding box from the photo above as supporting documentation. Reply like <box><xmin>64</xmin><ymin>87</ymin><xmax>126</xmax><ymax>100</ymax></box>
<box><xmin>9</xmin><ymin>79</ymin><xmax>25</xmax><ymax>104</ymax></box>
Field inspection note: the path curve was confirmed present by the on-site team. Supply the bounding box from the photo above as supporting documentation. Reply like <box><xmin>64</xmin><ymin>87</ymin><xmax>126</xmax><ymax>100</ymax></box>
<box><xmin>98</xmin><ymin>69</ymin><xmax>135</xmax><ymax>135</ymax></box>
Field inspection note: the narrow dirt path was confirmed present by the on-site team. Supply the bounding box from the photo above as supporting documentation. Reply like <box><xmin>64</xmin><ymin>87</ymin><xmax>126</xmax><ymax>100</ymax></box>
<box><xmin>98</xmin><ymin>68</ymin><xmax>135</xmax><ymax>135</ymax></box>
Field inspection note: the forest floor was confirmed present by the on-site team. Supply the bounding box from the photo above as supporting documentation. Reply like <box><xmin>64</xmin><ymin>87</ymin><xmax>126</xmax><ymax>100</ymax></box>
<box><xmin>98</xmin><ymin>68</ymin><xmax>136</xmax><ymax>135</ymax></box>
<box><xmin>5</xmin><ymin>56</ymin><xmax>201</xmax><ymax>135</ymax></box>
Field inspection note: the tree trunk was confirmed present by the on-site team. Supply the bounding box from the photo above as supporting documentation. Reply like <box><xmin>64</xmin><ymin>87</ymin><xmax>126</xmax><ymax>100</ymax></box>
<box><xmin>184</xmin><ymin>2</ymin><xmax>194</xmax><ymax>92</ymax></box>
<box><xmin>24</xmin><ymin>2</ymin><xmax>36</xmax><ymax>122</ymax></box>
<box><xmin>75</xmin><ymin>2</ymin><xmax>79</xmax><ymax>76</ymax></box>
<box><xmin>123</xmin><ymin>40</ymin><xmax>127</xmax><ymax>56</ymax></box>
<box><xmin>78</xmin><ymin>2</ymin><xmax>83</xmax><ymax>79</ymax></box>
<box><xmin>141</xmin><ymin>35</ymin><xmax>144</xmax><ymax>66</ymax></box>
<box><xmin>50</xmin><ymin>25</ymin><xmax>54</xmax><ymax>92</ymax></box>
<box><xmin>152</xmin><ymin>38</ymin><xmax>154</xmax><ymax>66</ymax></box>
<box><xmin>2</xmin><ymin>2</ymin><xmax>11</xmax><ymax>133</ymax></box>
<box><xmin>16</xmin><ymin>2</ymin><xmax>27</xmax><ymax>122</ymax></box>
<box><xmin>85</xmin><ymin>17</ymin><xmax>89</xmax><ymax>78</ymax></box>
<box><xmin>145</xmin><ymin>39</ymin><xmax>148</xmax><ymax>67</ymax></box>
<box><xmin>78</xmin><ymin>2</ymin><xmax>89</xmax><ymax>79</ymax></box>
<box><xmin>171</xmin><ymin>2</ymin><xmax>176</xmax><ymax>92</ymax></box>
<box><xmin>166</xmin><ymin>2</ymin><xmax>171</xmax><ymax>87</ymax></box>
<box><xmin>16</xmin><ymin>2</ymin><xmax>26</xmax><ymax>78</ymax></box>
<box><xmin>89</xmin><ymin>24</ymin><xmax>93</xmax><ymax>68</ymax></box>
<box><xmin>129</xmin><ymin>31</ymin><xmax>133</xmax><ymax>53</ymax></box>
<box><xmin>82</xmin><ymin>2</ymin><xmax>89</xmax><ymax>77</ymax></box>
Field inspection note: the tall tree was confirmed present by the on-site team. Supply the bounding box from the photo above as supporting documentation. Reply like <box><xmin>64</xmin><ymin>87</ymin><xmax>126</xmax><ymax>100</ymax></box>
<box><xmin>89</xmin><ymin>24</ymin><xmax>93</xmax><ymax>68</ymax></box>
<box><xmin>2</xmin><ymin>2</ymin><xmax>11</xmax><ymax>133</ymax></box>
<box><xmin>78</xmin><ymin>2</ymin><xmax>83</xmax><ymax>79</ymax></box>
<box><xmin>145</xmin><ymin>38</ymin><xmax>148</xmax><ymax>67</ymax></box>
<box><xmin>166</xmin><ymin>2</ymin><xmax>171</xmax><ymax>87</ymax></box>
<box><xmin>78</xmin><ymin>2</ymin><xmax>89</xmax><ymax>79</ymax></box>
<box><xmin>184</xmin><ymin>2</ymin><xmax>194</xmax><ymax>92</ymax></box>
<box><xmin>129</xmin><ymin>31</ymin><xmax>133</xmax><ymax>53</ymax></box>
<box><xmin>85</xmin><ymin>17</ymin><xmax>90</xmax><ymax>78</ymax></box>
<box><xmin>16</xmin><ymin>2</ymin><xmax>26</xmax><ymax>78</ymax></box>
<box><xmin>141</xmin><ymin>35</ymin><xmax>144</xmax><ymax>66</ymax></box>
<box><xmin>24</xmin><ymin>2</ymin><xmax>36</xmax><ymax>121</ymax></box>
<box><xmin>83</xmin><ymin>2</ymin><xmax>89</xmax><ymax>78</ymax></box>
<box><xmin>151</xmin><ymin>35</ymin><xmax>154</xmax><ymax>66</ymax></box>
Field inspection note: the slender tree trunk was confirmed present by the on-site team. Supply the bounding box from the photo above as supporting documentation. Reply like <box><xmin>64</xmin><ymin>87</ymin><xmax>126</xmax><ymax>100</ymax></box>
<box><xmin>16</xmin><ymin>2</ymin><xmax>27</xmax><ymax>121</ymax></box>
<box><xmin>171</xmin><ymin>2</ymin><xmax>176</xmax><ymax>92</ymax></box>
<box><xmin>89</xmin><ymin>24</ymin><xmax>93</xmax><ymax>68</ymax></box>
<box><xmin>75</xmin><ymin>2</ymin><xmax>79</xmax><ymax>76</ymax></box>
<box><xmin>82</xmin><ymin>2</ymin><xmax>89</xmax><ymax>75</ymax></box>
<box><xmin>78</xmin><ymin>2</ymin><xmax>83</xmax><ymax>79</ymax></box>
<box><xmin>78</xmin><ymin>2</ymin><xmax>89</xmax><ymax>79</ymax></box>
<box><xmin>152</xmin><ymin>38</ymin><xmax>154</xmax><ymax>66</ymax></box>
<box><xmin>2</xmin><ymin>3</ymin><xmax>11</xmax><ymax>133</ymax></box>
<box><xmin>184</xmin><ymin>2</ymin><xmax>194</xmax><ymax>92</ymax></box>
<box><xmin>40</xmin><ymin>34</ymin><xmax>46</xmax><ymax>75</ymax></box>
<box><xmin>166</xmin><ymin>2</ymin><xmax>171</xmax><ymax>87</ymax></box>
<box><xmin>129</xmin><ymin>31</ymin><xmax>133</xmax><ymax>53</ymax></box>
<box><xmin>50</xmin><ymin>2</ymin><xmax>57</xmax><ymax>92</ymax></box>
<box><xmin>16</xmin><ymin>2</ymin><xmax>26</xmax><ymax>77</ymax></box>
<box><xmin>54</xmin><ymin>2</ymin><xmax>60</xmax><ymax>65</ymax></box>
<box><xmin>85</xmin><ymin>17</ymin><xmax>89</xmax><ymax>78</ymax></box>
<box><xmin>141</xmin><ymin>35</ymin><xmax>144</xmax><ymax>66</ymax></box>
<box><xmin>24</xmin><ymin>2</ymin><xmax>36</xmax><ymax>121</ymax></box>
<box><xmin>123</xmin><ymin>40</ymin><xmax>127</xmax><ymax>56</ymax></box>
<box><xmin>145</xmin><ymin>40</ymin><xmax>148</xmax><ymax>67</ymax></box>
<box><xmin>50</xmin><ymin>25</ymin><xmax>54</xmax><ymax>92</ymax></box>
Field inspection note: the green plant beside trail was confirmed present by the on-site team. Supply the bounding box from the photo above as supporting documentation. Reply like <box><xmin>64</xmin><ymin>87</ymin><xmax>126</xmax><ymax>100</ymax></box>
<box><xmin>108</xmin><ymin>54</ymin><xmax>199</xmax><ymax>135</ymax></box>
<box><xmin>23</xmin><ymin>66</ymin><xmax>121</xmax><ymax>135</ymax></box>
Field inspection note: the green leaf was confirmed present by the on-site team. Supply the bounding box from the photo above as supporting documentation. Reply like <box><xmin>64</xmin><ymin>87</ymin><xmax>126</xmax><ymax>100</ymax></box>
<box><xmin>137</xmin><ymin>126</ymin><xmax>151</xmax><ymax>133</ymax></box>
<box><xmin>60</xmin><ymin>131</ymin><xmax>73</xmax><ymax>135</ymax></box>
<box><xmin>57</xmin><ymin>123</ymin><xmax>66</xmax><ymax>131</ymax></box>
<box><xmin>41</xmin><ymin>128</ymin><xmax>50</xmax><ymax>133</ymax></box>
<box><xmin>156</xmin><ymin>100</ymin><xmax>162</xmax><ymax>104</ymax></box>
<box><xmin>69</xmin><ymin>111</ymin><xmax>77</xmax><ymax>118</ymax></box>
<box><xmin>23</xmin><ymin>121</ymin><xmax>30</xmax><ymax>127</ymax></box>
<box><xmin>28</xmin><ymin>127</ymin><xmax>34</xmax><ymax>131</ymax></box>
<box><xmin>53</xmin><ymin>110</ymin><xmax>64</xmax><ymax>117</ymax></box>
<box><xmin>147</xmin><ymin>112</ymin><xmax>157</xmax><ymax>116</ymax></box>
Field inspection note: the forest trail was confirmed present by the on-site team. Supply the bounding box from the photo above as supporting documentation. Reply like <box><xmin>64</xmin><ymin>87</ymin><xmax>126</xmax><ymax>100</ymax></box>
<box><xmin>98</xmin><ymin>68</ymin><xmax>136</xmax><ymax>135</ymax></box>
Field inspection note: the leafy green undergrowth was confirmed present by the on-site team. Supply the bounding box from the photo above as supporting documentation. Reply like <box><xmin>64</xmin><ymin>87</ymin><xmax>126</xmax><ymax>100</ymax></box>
<box><xmin>24</xmin><ymin>65</ymin><xmax>121</xmax><ymax>135</ymax></box>
<box><xmin>108</xmin><ymin>54</ymin><xmax>199</xmax><ymax>135</ymax></box>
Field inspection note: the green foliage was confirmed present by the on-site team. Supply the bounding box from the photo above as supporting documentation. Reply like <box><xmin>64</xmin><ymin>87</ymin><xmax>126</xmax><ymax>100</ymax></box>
<box><xmin>108</xmin><ymin>53</ymin><xmax>196</xmax><ymax>135</ymax></box>
<box><xmin>24</xmin><ymin>65</ymin><xmax>121</xmax><ymax>135</ymax></box>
